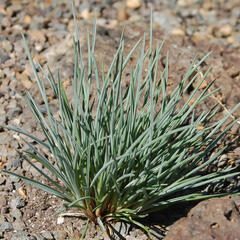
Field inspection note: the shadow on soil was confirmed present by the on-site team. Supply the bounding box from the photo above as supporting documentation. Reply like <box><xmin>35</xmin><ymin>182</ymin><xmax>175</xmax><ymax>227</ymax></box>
<box><xmin>109</xmin><ymin>201</ymin><xmax>198</xmax><ymax>240</ymax></box>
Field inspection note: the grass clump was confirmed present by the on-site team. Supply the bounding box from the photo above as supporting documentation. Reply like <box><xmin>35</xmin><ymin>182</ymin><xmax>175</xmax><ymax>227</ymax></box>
<box><xmin>3</xmin><ymin>6</ymin><xmax>240</xmax><ymax>238</ymax></box>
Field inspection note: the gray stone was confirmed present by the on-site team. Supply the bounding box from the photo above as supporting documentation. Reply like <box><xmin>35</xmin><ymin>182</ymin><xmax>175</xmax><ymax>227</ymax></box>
<box><xmin>1</xmin><ymin>40</ymin><xmax>13</xmax><ymax>52</ymax></box>
<box><xmin>9</xmin><ymin>174</ymin><xmax>20</xmax><ymax>183</ymax></box>
<box><xmin>28</xmin><ymin>162</ymin><xmax>43</xmax><ymax>177</ymax></box>
<box><xmin>38</xmin><ymin>104</ymin><xmax>58</xmax><ymax>114</ymax></box>
<box><xmin>153</xmin><ymin>10</ymin><xmax>181</xmax><ymax>30</ymax></box>
<box><xmin>11</xmin><ymin>208</ymin><xmax>22</xmax><ymax>220</ymax></box>
<box><xmin>217</xmin><ymin>154</ymin><xmax>228</xmax><ymax>168</ymax></box>
<box><xmin>1</xmin><ymin>55</ymin><xmax>10</xmax><ymax>64</ymax></box>
<box><xmin>10</xmin><ymin>196</ymin><xmax>26</xmax><ymax>209</ymax></box>
<box><xmin>0</xmin><ymin>221</ymin><xmax>13</xmax><ymax>231</ymax></box>
<box><xmin>60</xmin><ymin>62</ymin><xmax>74</xmax><ymax>80</ymax></box>
<box><xmin>12</xmin><ymin>220</ymin><xmax>26</xmax><ymax>231</ymax></box>
<box><xmin>4</xmin><ymin>178</ymin><xmax>14</xmax><ymax>192</ymax></box>
<box><xmin>10</xmin><ymin>157</ymin><xmax>22</xmax><ymax>169</ymax></box>
<box><xmin>11</xmin><ymin>231</ymin><xmax>29</xmax><ymax>240</ymax></box>
<box><xmin>0</xmin><ymin>115</ymin><xmax>6</xmax><ymax>125</ymax></box>
<box><xmin>54</xmin><ymin>9</ymin><xmax>63</xmax><ymax>18</ymax></box>
<box><xmin>48</xmin><ymin>22</ymin><xmax>66</xmax><ymax>31</ymax></box>
<box><xmin>7</xmin><ymin>106</ymin><xmax>23</xmax><ymax>119</ymax></box>
<box><xmin>30</xmin><ymin>16</ymin><xmax>45</xmax><ymax>29</ymax></box>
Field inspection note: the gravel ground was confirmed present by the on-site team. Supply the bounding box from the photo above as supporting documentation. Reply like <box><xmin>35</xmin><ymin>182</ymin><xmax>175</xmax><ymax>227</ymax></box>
<box><xmin>0</xmin><ymin>0</ymin><xmax>240</xmax><ymax>239</ymax></box>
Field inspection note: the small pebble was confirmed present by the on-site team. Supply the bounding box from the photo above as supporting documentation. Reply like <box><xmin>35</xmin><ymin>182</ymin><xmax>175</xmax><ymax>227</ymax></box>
<box><xmin>7</xmin><ymin>106</ymin><xmax>23</xmax><ymax>119</ymax></box>
<box><xmin>126</xmin><ymin>0</ymin><xmax>142</xmax><ymax>9</ymax></box>
<box><xmin>57</xmin><ymin>216</ymin><xmax>64</xmax><ymax>225</ymax></box>
<box><xmin>218</xmin><ymin>25</ymin><xmax>232</xmax><ymax>38</ymax></box>
<box><xmin>171</xmin><ymin>28</ymin><xmax>185</xmax><ymax>36</ymax></box>
<box><xmin>10</xmin><ymin>196</ymin><xmax>26</xmax><ymax>209</ymax></box>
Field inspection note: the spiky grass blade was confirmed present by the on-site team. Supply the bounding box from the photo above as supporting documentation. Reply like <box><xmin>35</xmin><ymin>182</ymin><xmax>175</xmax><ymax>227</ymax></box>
<box><xmin>2</xmin><ymin>8</ymin><xmax>240</xmax><ymax>239</ymax></box>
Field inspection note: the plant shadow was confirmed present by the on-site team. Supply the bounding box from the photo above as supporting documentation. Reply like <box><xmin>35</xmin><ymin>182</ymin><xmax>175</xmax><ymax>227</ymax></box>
<box><xmin>109</xmin><ymin>201</ymin><xmax>198</xmax><ymax>240</ymax></box>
